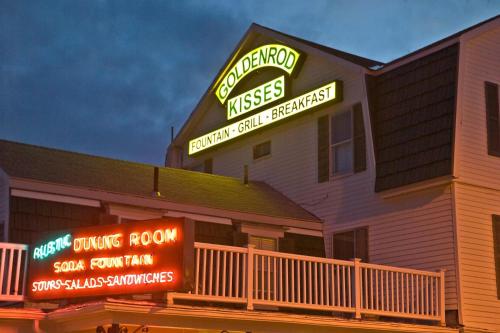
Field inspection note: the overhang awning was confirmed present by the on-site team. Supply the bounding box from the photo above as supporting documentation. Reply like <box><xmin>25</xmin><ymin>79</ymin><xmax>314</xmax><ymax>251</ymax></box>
<box><xmin>38</xmin><ymin>298</ymin><xmax>459</xmax><ymax>333</ymax></box>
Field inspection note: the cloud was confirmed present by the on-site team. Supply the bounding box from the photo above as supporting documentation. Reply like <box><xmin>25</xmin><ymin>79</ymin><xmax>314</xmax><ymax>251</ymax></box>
<box><xmin>0</xmin><ymin>0</ymin><xmax>499</xmax><ymax>164</ymax></box>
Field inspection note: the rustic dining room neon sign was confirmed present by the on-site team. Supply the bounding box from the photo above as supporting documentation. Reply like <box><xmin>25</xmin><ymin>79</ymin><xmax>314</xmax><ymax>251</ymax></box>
<box><xmin>28</xmin><ymin>218</ymin><xmax>190</xmax><ymax>300</ymax></box>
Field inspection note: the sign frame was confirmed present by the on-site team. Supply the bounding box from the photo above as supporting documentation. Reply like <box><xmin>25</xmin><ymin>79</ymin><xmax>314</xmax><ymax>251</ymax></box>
<box><xmin>27</xmin><ymin>217</ymin><xmax>194</xmax><ymax>301</ymax></box>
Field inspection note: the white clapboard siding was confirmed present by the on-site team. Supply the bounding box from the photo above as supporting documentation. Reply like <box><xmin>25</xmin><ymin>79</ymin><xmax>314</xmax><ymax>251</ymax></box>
<box><xmin>183</xmin><ymin>38</ymin><xmax>459</xmax><ymax>311</ymax></box>
<box><xmin>457</xmin><ymin>26</ymin><xmax>500</xmax><ymax>189</ymax></box>
<box><xmin>452</xmin><ymin>24</ymin><xmax>500</xmax><ymax>332</ymax></box>
<box><xmin>454</xmin><ymin>182</ymin><xmax>500</xmax><ymax>331</ymax></box>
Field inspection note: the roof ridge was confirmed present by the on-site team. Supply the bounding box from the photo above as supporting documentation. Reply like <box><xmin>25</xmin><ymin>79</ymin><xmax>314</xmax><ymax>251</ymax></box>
<box><xmin>377</xmin><ymin>14</ymin><xmax>500</xmax><ymax>69</ymax></box>
<box><xmin>252</xmin><ymin>23</ymin><xmax>384</xmax><ymax>68</ymax></box>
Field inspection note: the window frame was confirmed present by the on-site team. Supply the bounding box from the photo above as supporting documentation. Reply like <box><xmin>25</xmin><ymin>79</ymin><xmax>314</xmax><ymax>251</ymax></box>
<box><xmin>253</xmin><ymin>141</ymin><xmax>272</xmax><ymax>161</ymax></box>
<box><xmin>485</xmin><ymin>81</ymin><xmax>500</xmax><ymax>157</ymax></box>
<box><xmin>330</xmin><ymin>108</ymin><xmax>355</xmax><ymax>178</ymax></box>
<box><xmin>249</xmin><ymin>235</ymin><xmax>279</xmax><ymax>252</ymax></box>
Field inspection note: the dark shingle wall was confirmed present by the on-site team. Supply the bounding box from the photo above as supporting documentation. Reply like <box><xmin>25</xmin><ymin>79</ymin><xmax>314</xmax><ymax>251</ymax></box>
<box><xmin>369</xmin><ymin>44</ymin><xmax>459</xmax><ymax>192</ymax></box>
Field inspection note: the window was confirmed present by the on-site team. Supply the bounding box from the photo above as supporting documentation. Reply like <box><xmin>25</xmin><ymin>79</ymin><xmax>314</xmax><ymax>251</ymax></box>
<box><xmin>317</xmin><ymin>103</ymin><xmax>366</xmax><ymax>183</ymax></box>
<box><xmin>493</xmin><ymin>216</ymin><xmax>500</xmax><ymax>299</ymax></box>
<box><xmin>485</xmin><ymin>82</ymin><xmax>500</xmax><ymax>156</ymax></box>
<box><xmin>249</xmin><ymin>235</ymin><xmax>277</xmax><ymax>251</ymax></box>
<box><xmin>253</xmin><ymin>141</ymin><xmax>271</xmax><ymax>160</ymax></box>
<box><xmin>204</xmin><ymin>158</ymin><xmax>213</xmax><ymax>174</ymax></box>
<box><xmin>331</xmin><ymin>110</ymin><xmax>353</xmax><ymax>175</ymax></box>
<box><xmin>189</xmin><ymin>164</ymin><xmax>204</xmax><ymax>172</ymax></box>
<box><xmin>332</xmin><ymin>227</ymin><xmax>368</xmax><ymax>262</ymax></box>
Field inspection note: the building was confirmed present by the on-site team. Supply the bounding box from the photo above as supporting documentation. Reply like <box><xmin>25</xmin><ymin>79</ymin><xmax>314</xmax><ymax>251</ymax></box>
<box><xmin>0</xmin><ymin>14</ymin><xmax>498</xmax><ymax>333</ymax></box>
<box><xmin>167</xmin><ymin>15</ymin><xmax>500</xmax><ymax>333</ymax></box>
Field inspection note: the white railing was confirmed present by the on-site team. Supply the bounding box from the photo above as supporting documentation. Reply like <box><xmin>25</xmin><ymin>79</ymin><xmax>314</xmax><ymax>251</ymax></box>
<box><xmin>0</xmin><ymin>242</ymin><xmax>29</xmax><ymax>302</ymax></box>
<box><xmin>170</xmin><ymin>242</ymin><xmax>446</xmax><ymax>326</ymax></box>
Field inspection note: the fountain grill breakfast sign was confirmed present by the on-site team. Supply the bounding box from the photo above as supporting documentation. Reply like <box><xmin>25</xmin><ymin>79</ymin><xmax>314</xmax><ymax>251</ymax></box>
<box><xmin>28</xmin><ymin>218</ymin><xmax>191</xmax><ymax>300</ymax></box>
<box><xmin>188</xmin><ymin>43</ymin><xmax>343</xmax><ymax>155</ymax></box>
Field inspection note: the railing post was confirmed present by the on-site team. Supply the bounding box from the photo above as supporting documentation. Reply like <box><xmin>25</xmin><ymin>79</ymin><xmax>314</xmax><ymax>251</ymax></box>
<box><xmin>247</xmin><ymin>244</ymin><xmax>255</xmax><ymax>310</ymax></box>
<box><xmin>439</xmin><ymin>269</ymin><xmax>446</xmax><ymax>326</ymax></box>
<box><xmin>354</xmin><ymin>258</ymin><xmax>362</xmax><ymax>319</ymax></box>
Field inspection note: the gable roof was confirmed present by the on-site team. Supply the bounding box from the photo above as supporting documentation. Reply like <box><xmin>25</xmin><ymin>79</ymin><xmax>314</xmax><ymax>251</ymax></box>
<box><xmin>0</xmin><ymin>140</ymin><xmax>320</xmax><ymax>223</ymax></box>
<box><xmin>171</xmin><ymin>23</ymin><xmax>383</xmax><ymax>147</ymax></box>
<box><xmin>380</xmin><ymin>14</ymin><xmax>500</xmax><ymax>70</ymax></box>
<box><xmin>254</xmin><ymin>24</ymin><xmax>383</xmax><ymax>69</ymax></box>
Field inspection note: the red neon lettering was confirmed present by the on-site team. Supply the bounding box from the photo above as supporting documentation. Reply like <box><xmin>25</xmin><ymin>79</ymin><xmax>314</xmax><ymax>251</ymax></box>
<box><xmin>73</xmin><ymin>233</ymin><xmax>123</xmax><ymax>253</ymax></box>
<box><xmin>129</xmin><ymin>228</ymin><xmax>177</xmax><ymax>247</ymax></box>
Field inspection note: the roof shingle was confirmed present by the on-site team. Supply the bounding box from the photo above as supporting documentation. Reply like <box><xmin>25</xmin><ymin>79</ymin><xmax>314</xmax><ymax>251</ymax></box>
<box><xmin>0</xmin><ymin>140</ymin><xmax>319</xmax><ymax>223</ymax></box>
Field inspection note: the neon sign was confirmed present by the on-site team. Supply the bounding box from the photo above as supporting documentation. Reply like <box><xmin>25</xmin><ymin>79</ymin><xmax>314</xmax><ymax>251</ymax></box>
<box><xmin>189</xmin><ymin>81</ymin><xmax>342</xmax><ymax>155</ymax></box>
<box><xmin>215</xmin><ymin>44</ymin><xmax>300</xmax><ymax>104</ymax></box>
<box><xmin>28</xmin><ymin>218</ymin><xmax>192</xmax><ymax>300</ymax></box>
<box><xmin>33</xmin><ymin>234</ymin><xmax>72</xmax><ymax>260</ymax></box>
<box><xmin>227</xmin><ymin>75</ymin><xmax>285</xmax><ymax>120</ymax></box>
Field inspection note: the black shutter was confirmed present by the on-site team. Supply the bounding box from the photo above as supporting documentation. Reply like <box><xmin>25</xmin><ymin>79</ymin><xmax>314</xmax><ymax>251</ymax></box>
<box><xmin>355</xmin><ymin>228</ymin><xmax>369</xmax><ymax>262</ymax></box>
<box><xmin>233</xmin><ymin>231</ymin><xmax>248</xmax><ymax>247</ymax></box>
<box><xmin>493</xmin><ymin>215</ymin><xmax>500</xmax><ymax>299</ymax></box>
<box><xmin>486</xmin><ymin>82</ymin><xmax>500</xmax><ymax>156</ymax></box>
<box><xmin>318</xmin><ymin>115</ymin><xmax>330</xmax><ymax>183</ymax></box>
<box><xmin>279</xmin><ymin>235</ymin><xmax>296</xmax><ymax>254</ymax></box>
<box><xmin>204</xmin><ymin>158</ymin><xmax>213</xmax><ymax>174</ymax></box>
<box><xmin>353</xmin><ymin>103</ymin><xmax>367</xmax><ymax>172</ymax></box>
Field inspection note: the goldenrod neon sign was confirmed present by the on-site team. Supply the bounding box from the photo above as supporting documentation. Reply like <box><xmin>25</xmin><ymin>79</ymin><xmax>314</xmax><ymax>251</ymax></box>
<box><xmin>227</xmin><ymin>75</ymin><xmax>285</xmax><ymax>120</ymax></box>
<box><xmin>190</xmin><ymin>81</ymin><xmax>341</xmax><ymax>155</ymax></box>
<box><xmin>215</xmin><ymin>44</ymin><xmax>300</xmax><ymax>104</ymax></box>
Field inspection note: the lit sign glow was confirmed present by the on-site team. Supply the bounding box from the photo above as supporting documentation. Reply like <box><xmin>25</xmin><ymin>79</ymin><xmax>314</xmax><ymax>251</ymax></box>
<box><xmin>215</xmin><ymin>44</ymin><xmax>300</xmax><ymax>104</ymax></box>
<box><xmin>189</xmin><ymin>81</ymin><xmax>341</xmax><ymax>155</ymax></box>
<box><xmin>33</xmin><ymin>234</ymin><xmax>72</xmax><ymax>260</ymax></box>
<box><xmin>31</xmin><ymin>271</ymin><xmax>174</xmax><ymax>293</ymax></box>
<box><xmin>28</xmin><ymin>218</ymin><xmax>190</xmax><ymax>300</ymax></box>
<box><xmin>227</xmin><ymin>75</ymin><xmax>285</xmax><ymax>120</ymax></box>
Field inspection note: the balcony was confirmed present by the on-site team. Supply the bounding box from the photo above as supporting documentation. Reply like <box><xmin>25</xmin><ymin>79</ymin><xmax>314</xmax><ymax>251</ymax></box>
<box><xmin>0</xmin><ymin>241</ymin><xmax>446</xmax><ymax>326</ymax></box>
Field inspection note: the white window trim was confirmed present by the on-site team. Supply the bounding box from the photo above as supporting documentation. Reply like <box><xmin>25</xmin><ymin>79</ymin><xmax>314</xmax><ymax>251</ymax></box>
<box><xmin>330</xmin><ymin>108</ymin><xmax>355</xmax><ymax>178</ymax></box>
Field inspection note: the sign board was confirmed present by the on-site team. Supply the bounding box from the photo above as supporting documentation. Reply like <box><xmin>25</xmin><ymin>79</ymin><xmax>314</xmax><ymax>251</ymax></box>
<box><xmin>215</xmin><ymin>44</ymin><xmax>300</xmax><ymax>104</ymax></box>
<box><xmin>190</xmin><ymin>81</ymin><xmax>342</xmax><ymax>155</ymax></box>
<box><xmin>28</xmin><ymin>218</ymin><xmax>192</xmax><ymax>300</ymax></box>
<box><xmin>188</xmin><ymin>42</ymin><xmax>343</xmax><ymax>155</ymax></box>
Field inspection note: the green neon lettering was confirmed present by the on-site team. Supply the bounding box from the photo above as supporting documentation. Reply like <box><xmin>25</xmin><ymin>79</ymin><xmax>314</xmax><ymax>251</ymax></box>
<box><xmin>226</xmin><ymin>76</ymin><xmax>285</xmax><ymax>120</ymax></box>
<box><xmin>33</xmin><ymin>234</ymin><xmax>72</xmax><ymax>260</ymax></box>
<box><xmin>191</xmin><ymin>81</ymin><xmax>341</xmax><ymax>155</ymax></box>
<box><xmin>215</xmin><ymin>44</ymin><xmax>300</xmax><ymax>104</ymax></box>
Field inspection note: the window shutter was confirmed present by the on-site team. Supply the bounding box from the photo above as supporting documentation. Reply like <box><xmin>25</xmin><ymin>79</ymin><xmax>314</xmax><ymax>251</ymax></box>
<box><xmin>279</xmin><ymin>235</ymin><xmax>296</xmax><ymax>254</ymax></box>
<box><xmin>493</xmin><ymin>215</ymin><xmax>500</xmax><ymax>299</ymax></box>
<box><xmin>204</xmin><ymin>158</ymin><xmax>213</xmax><ymax>174</ymax></box>
<box><xmin>485</xmin><ymin>82</ymin><xmax>500</xmax><ymax>156</ymax></box>
<box><xmin>353</xmin><ymin>103</ymin><xmax>367</xmax><ymax>172</ymax></box>
<box><xmin>318</xmin><ymin>115</ymin><xmax>330</xmax><ymax>183</ymax></box>
<box><xmin>355</xmin><ymin>228</ymin><xmax>369</xmax><ymax>262</ymax></box>
<box><xmin>332</xmin><ymin>231</ymin><xmax>354</xmax><ymax>260</ymax></box>
<box><xmin>233</xmin><ymin>231</ymin><xmax>248</xmax><ymax>247</ymax></box>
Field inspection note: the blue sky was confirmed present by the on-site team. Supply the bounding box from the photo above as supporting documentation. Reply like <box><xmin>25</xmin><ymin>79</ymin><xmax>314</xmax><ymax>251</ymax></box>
<box><xmin>1</xmin><ymin>0</ymin><xmax>499</xmax><ymax>165</ymax></box>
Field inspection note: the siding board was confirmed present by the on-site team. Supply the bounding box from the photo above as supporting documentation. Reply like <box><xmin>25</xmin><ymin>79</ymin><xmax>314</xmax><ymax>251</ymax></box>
<box><xmin>183</xmin><ymin>44</ymin><xmax>459</xmax><ymax>311</ymax></box>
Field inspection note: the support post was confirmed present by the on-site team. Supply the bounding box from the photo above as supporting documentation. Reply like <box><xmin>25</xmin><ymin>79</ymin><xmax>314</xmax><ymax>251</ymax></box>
<box><xmin>247</xmin><ymin>244</ymin><xmax>255</xmax><ymax>310</ymax></box>
<box><xmin>439</xmin><ymin>269</ymin><xmax>446</xmax><ymax>326</ymax></box>
<box><xmin>354</xmin><ymin>258</ymin><xmax>362</xmax><ymax>319</ymax></box>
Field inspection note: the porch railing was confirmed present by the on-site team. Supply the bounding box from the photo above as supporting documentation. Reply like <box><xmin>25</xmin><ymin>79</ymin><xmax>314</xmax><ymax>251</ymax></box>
<box><xmin>170</xmin><ymin>242</ymin><xmax>446</xmax><ymax>326</ymax></box>
<box><xmin>0</xmin><ymin>242</ymin><xmax>29</xmax><ymax>302</ymax></box>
